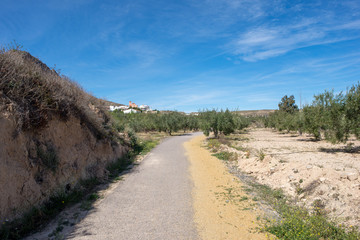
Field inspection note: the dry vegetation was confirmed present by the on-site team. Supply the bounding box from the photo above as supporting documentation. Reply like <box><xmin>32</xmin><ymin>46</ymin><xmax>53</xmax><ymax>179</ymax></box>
<box><xmin>0</xmin><ymin>45</ymin><xmax>116</xmax><ymax>140</ymax></box>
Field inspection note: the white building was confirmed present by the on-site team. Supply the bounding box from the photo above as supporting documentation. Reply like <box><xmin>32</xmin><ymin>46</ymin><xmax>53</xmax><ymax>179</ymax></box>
<box><xmin>139</xmin><ymin>104</ymin><xmax>151</xmax><ymax>111</ymax></box>
<box><xmin>124</xmin><ymin>109</ymin><xmax>139</xmax><ymax>114</ymax></box>
<box><xmin>109</xmin><ymin>105</ymin><xmax>129</xmax><ymax>111</ymax></box>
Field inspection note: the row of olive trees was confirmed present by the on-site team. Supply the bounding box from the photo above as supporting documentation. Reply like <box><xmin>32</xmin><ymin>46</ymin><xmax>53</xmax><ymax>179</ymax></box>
<box><xmin>264</xmin><ymin>83</ymin><xmax>360</xmax><ymax>143</ymax></box>
<box><xmin>110</xmin><ymin>109</ymin><xmax>250</xmax><ymax>137</ymax></box>
<box><xmin>199</xmin><ymin>109</ymin><xmax>250</xmax><ymax>138</ymax></box>
<box><xmin>110</xmin><ymin>111</ymin><xmax>199</xmax><ymax>135</ymax></box>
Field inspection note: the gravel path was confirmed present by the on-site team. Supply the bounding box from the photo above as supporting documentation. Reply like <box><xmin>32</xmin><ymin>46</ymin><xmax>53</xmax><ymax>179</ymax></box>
<box><xmin>67</xmin><ymin>133</ymin><xmax>201</xmax><ymax>240</ymax></box>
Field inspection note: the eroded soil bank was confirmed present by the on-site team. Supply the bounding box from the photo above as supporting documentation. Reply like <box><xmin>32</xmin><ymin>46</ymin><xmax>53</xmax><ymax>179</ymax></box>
<box><xmin>184</xmin><ymin>135</ymin><xmax>270</xmax><ymax>240</ymax></box>
<box><xmin>0</xmin><ymin>113</ymin><xmax>126</xmax><ymax>224</ymax></box>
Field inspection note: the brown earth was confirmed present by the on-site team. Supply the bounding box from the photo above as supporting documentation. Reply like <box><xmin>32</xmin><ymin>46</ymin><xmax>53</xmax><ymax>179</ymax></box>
<box><xmin>184</xmin><ymin>135</ymin><xmax>272</xmax><ymax>240</ymax></box>
<box><xmin>0</xmin><ymin>112</ymin><xmax>127</xmax><ymax>224</ymax></box>
<box><xmin>230</xmin><ymin>128</ymin><xmax>360</xmax><ymax>229</ymax></box>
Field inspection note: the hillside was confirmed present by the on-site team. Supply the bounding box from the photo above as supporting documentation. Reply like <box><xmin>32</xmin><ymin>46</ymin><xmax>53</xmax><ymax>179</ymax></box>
<box><xmin>0</xmin><ymin>48</ymin><xmax>128</xmax><ymax>228</ymax></box>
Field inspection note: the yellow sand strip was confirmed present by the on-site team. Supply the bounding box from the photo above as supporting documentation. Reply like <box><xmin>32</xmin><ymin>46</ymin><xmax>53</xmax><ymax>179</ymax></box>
<box><xmin>184</xmin><ymin>135</ymin><xmax>271</xmax><ymax>240</ymax></box>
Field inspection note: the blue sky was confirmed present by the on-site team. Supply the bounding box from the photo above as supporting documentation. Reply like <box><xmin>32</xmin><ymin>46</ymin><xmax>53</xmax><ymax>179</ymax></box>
<box><xmin>1</xmin><ymin>0</ymin><xmax>360</xmax><ymax>112</ymax></box>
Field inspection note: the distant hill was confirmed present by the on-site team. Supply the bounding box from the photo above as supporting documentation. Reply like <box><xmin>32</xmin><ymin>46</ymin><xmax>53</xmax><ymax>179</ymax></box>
<box><xmin>234</xmin><ymin>109</ymin><xmax>275</xmax><ymax>116</ymax></box>
<box><xmin>102</xmin><ymin>99</ymin><xmax>124</xmax><ymax>106</ymax></box>
<box><xmin>100</xmin><ymin>99</ymin><xmax>125</xmax><ymax>109</ymax></box>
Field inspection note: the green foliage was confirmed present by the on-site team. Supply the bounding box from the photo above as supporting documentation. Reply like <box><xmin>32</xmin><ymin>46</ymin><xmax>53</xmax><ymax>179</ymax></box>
<box><xmin>265</xmin><ymin>84</ymin><xmax>360</xmax><ymax>144</ymax></box>
<box><xmin>199</xmin><ymin>109</ymin><xmax>249</xmax><ymax>138</ymax></box>
<box><xmin>257</xmin><ymin>149</ymin><xmax>265</xmax><ymax>161</ymax></box>
<box><xmin>244</xmin><ymin>181</ymin><xmax>360</xmax><ymax>240</ymax></box>
<box><xmin>278</xmin><ymin>95</ymin><xmax>299</xmax><ymax>113</ymax></box>
<box><xmin>110</xmin><ymin>111</ymin><xmax>199</xmax><ymax>135</ymax></box>
<box><xmin>267</xmin><ymin>209</ymin><xmax>359</xmax><ymax>240</ymax></box>
<box><xmin>307</xmin><ymin>90</ymin><xmax>347</xmax><ymax>143</ymax></box>
<box><xmin>111</xmin><ymin>109</ymin><xmax>247</xmax><ymax>138</ymax></box>
<box><xmin>125</xmin><ymin>127</ymin><xmax>138</xmax><ymax>148</ymax></box>
<box><xmin>345</xmin><ymin>83</ymin><xmax>360</xmax><ymax>138</ymax></box>
<box><xmin>207</xmin><ymin>138</ymin><xmax>221</xmax><ymax>151</ymax></box>
<box><xmin>212</xmin><ymin>151</ymin><xmax>238</xmax><ymax>161</ymax></box>
<box><xmin>139</xmin><ymin>139</ymin><xmax>159</xmax><ymax>155</ymax></box>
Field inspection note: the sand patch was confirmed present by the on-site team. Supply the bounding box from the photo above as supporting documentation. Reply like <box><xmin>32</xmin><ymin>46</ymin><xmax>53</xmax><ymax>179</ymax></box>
<box><xmin>184</xmin><ymin>135</ymin><xmax>270</xmax><ymax>240</ymax></box>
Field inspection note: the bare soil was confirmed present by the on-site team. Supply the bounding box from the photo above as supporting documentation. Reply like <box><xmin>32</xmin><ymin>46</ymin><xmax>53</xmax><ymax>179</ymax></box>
<box><xmin>184</xmin><ymin>135</ymin><xmax>272</xmax><ymax>240</ymax></box>
<box><xmin>231</xmin><ymin>128</ymin><xmax>360</xmax><ymax>229</ymax></box>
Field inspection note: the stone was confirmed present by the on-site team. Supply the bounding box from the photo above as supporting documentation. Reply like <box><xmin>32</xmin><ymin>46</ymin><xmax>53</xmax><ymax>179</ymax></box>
<box><xmin>340</xmin><ymin>172</ymin><xmax>348</xmax><ymax>179</ymax></box>
<box><xmin>292</xmin><ymin>168</ymin><xmax>299</xmax><ymax>173</ymax></box>
<box><xmin>347</xmin><ymin>173</ymin><xmax>358</xmax><ymax>181</ymax></box>
<box><xmin>317</xmin><ymin>184</ymin><xmax>328</xmax><ymax>196</ymax></box>
<box><xmin>288</xmin><ymin>175</ymin><xmax>295</xmax><ymax>182</ymax></box>
<box><xmin>306</xmin><ymin>165</ymin><xmax>313</xmax><ymax>169</ymax></box>
<box><xmin>270</xmin><ymin>167</ymin><xmax>276</xmax><ymax>174</ymax></box>
<box><xmin>319</xmin><ymin>177</ymin><xmax>326</xmax><ymax>183</ymax></box>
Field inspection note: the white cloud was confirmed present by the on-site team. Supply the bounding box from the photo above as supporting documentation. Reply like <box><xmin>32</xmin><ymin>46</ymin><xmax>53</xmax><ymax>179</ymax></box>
<box><xmin>231</xmin><ymin>15</ymin><xmax>360</xmax><ymax>62</ymax></box>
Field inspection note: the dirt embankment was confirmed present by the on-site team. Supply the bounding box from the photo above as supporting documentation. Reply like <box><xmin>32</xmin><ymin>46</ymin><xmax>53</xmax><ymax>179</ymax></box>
<box><xmin>233</xmin><ymin>128</ymin><xmax>360</xmax><ymax>229</ymax></box>
<box><xmin>184</xmin><ymin>135</ymin><xmax>270</xmax><ymax>240</ymax></box>
<box><xmin>0</xmin><ymin>113</ymin><xmax>126</xmax><ymax>224</ymax></box>
<box><xmin>0</xmin><ymin>49</ymin><xmax>127</xmax><ymax>224</ymax></box>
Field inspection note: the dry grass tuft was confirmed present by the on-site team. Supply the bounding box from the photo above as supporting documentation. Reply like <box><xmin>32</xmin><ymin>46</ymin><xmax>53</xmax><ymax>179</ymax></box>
<box><xmin>0</xmin><ymin>46</ymin><xmax>116</xmax><ymax>140</ymax></box>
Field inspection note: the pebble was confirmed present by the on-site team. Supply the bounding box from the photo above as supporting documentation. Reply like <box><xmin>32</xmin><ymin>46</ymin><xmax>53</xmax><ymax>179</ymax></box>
<box><xmin>319</xmin><ymin>177</ymin><xmax>326</xmax><ymax>183</ymax></box>
<box><xmin>340</xmin><ymin>172</ymin><xmax>348</xmax><ymax>179</ymax></box>
<box><xmin>347</xmin><ymin>173</ymin><xmax>358</xmax><ymax>181</ymax></box>
<box><xmin>288</xmin><ymin>175</ymin><xmax>295</xmax><ymax>182</ymax></box>
<box><xmin>292</xmin><ymin>168</ymin><xmax>299</xmax><ymax>173</ymax></box>
<box><xmin>306</xmin><ymin>165</ymin><xmax>313</xmax><ymax>169</ymax></box>
<box><xmin>270</xmin><ymin>167</ymin><xmax>276</xmax><ymax>174</ymax></box>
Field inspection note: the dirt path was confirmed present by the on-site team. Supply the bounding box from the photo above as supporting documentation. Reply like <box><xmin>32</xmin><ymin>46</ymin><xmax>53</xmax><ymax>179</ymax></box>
<box><xmin>184</xmin><ymin>135</ymin><xmax>270</xmax><ymax>240</ymax></box>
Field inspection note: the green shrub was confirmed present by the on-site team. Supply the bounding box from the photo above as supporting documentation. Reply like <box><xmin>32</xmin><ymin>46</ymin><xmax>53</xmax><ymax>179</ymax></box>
<box><xmin>258</xmin><ymin>149</ymin><xmax>265</xmax><ymax>161</ymax></box>
<box><xmin>207</xmin><ymin>139</ymin><xmax>221</xmax><ymax>151</ymax></box>
<box><xmin>212</xmin><ymin>151</ymin><xmax>238</xmax><ymax>161</ymax></box>
<box><xmin>139</xmin><ymin>140</ymin><xmax>158</xmax><ymax>155</ymax></box>
<box><xmin>244</xmin><ymin>181</ymin><xmax>360</xmax><ymax>239</ymax></box>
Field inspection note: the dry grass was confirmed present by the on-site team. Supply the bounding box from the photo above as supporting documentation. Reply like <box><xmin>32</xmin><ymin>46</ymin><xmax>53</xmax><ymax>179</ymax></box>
<box><xmin>0</xmin><ymin>46</ymin><xmax>116</xmax><ymax>140</ymax></box>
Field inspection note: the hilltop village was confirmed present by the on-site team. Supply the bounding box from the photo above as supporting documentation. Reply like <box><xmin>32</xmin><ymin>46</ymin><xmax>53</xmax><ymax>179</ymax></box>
<box><xmin>109</xmin><ymin>101</ymin><xmax>153</xmax><ymax>114</ymax></box>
